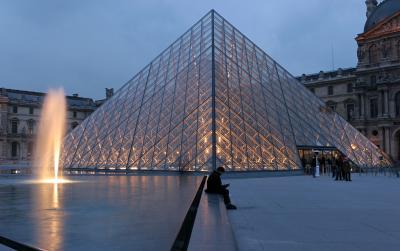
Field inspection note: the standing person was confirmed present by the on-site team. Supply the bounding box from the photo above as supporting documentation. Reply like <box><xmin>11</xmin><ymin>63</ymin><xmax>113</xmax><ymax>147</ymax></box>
<box><xmin>331</xmin><ymin>157</ymin><xmax>336</xmax><ymax>179</ymax></box>
<box><xmin>326</xmin><ymin>156</ymin><xmax>331</xmax><ymax>173</ymax></box>
<box><xmin>311</xmin><ymin>156</ymin><xmax>317</xmax><ymax>178</ymax></box>
<box><xmin>344</xmin><ymin>158</ymin><xmax>352</xmax><ymax>181</ymax></box>
<box><xmin>341</xmin><ymin>157</ymin><xmax>347</xmax><ymax>181</ymax></box>
<box><xmin>335</xmin><ymin>156</ymin><xmax>343</xmax><ymax>181</ymax></box>
<box><xmin>206</xmin><ymin>166</ymin><xmax>237</xmax><ymax>210</ymax></box>
<box><xmin>320</xmin><ymin>155</ymin><xmax>326</xmax><ymax>175</ymax></box>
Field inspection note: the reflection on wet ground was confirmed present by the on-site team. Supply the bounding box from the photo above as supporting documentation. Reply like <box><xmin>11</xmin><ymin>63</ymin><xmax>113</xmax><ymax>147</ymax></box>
<box><xmin>0</xmin><ymin>175</ymin><xmax>201</xmax><ymax>250</ymax></box>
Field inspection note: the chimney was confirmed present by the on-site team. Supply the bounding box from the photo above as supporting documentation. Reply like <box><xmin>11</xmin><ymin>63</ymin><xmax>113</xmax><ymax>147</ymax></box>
<box><xmin>106</xmin><ymin>88</ymin><xmax>114</xmax><ymax>99</ymax></box>
<box><xmin>365</xmin><ymin>0</ymin><xmax>378</xmax><ymax>18</ymax></box>
<box><xmin>318</xmin><ymin>71</ymin><xmax>325</xmax><ymax>80</ymax></box>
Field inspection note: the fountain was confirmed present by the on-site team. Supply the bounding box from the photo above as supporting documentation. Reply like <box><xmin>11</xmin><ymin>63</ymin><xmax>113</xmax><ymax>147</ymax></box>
<box><xmin>33</xmin><ymin>88</ymin><xmax>68</xmax><ymax>183</ymax></box>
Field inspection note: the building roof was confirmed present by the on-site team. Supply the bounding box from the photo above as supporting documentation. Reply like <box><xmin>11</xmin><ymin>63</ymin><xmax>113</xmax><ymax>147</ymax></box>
<box><xmin>364</xmin><ymin>0</ymin><xmax>400</xmax><ymax>32</ymax></box>
<box><xmin>0</xmin><ymin>88</ymin><xmax>97</xmax><ymax>110</ymax></box>
<box><xmin>296</xmin><ymin>67</ymin><xmax>357</xmax><ymax>84</ymax></box>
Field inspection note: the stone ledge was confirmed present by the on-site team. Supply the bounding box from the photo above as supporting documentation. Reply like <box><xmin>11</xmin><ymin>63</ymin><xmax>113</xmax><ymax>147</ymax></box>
<box><xmin>188</xmin><ymin>192</ymin><xmax>237</xmax><ymax>251</ymax></box>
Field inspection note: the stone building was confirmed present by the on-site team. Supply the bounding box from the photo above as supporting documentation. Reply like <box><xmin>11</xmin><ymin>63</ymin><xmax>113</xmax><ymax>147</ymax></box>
<box><xmin>298</xmin><ymin>0</ymin><xmax>400</xmax><ymax>161</ymax></box>
<box><xmin>0</xmin><ymin>88</ymin><xmax>97</xmax><ymax>164</ymax></box>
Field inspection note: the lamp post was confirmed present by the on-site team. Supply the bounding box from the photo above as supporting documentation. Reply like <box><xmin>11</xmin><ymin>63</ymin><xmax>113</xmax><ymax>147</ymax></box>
<box><xmin>313</xmin><ymin>150</ymin><xmax>320</xmax><ymax>177</ymax></box>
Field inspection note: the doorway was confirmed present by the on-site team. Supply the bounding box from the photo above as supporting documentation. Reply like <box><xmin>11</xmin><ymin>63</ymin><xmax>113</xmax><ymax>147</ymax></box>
<box><xmin>298</xmin><ymin>146</ymin><xmax>342</xmax><ymax>175</ymax></box>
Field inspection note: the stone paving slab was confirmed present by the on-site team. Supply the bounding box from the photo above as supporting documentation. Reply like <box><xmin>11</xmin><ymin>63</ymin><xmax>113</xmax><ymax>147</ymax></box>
<box><xmin>226</xmin><ymin>175</ymin><xmax>400</xmax><ymax>251</ymax></box>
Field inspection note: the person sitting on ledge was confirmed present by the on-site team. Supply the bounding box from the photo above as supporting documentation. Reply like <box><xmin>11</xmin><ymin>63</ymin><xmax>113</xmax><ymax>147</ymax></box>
<box><xmin>205</xmin><ymin>166</ymin><xmax>237</xmax><ymax>210</ymax></box>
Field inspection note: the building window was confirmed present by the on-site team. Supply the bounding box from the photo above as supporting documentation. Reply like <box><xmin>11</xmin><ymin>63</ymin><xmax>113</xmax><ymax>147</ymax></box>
<box><xmin>11</xmin><ymin>142</ymin><xmax>18</xmax><ymax>157</ymax></box>
<box><xmin>13</xmin><ymin>106</ymin><xmax>18</xmax><ymax>113</ymax></box>
<box><xmin>27</xmin><ymin>142</ymin><xmax>34</xmax><ymax>158</ymax></box>
<box><xmin>370</xmin><ymin>98</ymin><xmax>378</xmax><ymax>118</ymax></box>
<box><xmin>73</xmin><ymin>111</ymin><xmax>77</xmax><ymax>118</ymax></box>
<box><xmin>328</xmin><ymin>86</ymin><xmax>334</xmax><ymax>95</ymax></box>
<box><xmin>396</xmin><ymin>92</ymin><xmax>400</xmax><ymax>117</ymax></box>
<box><xmin>328</xmin><ymin>105</ymin><xmax>336</xmax><ymax>112</ymax></box>
<box><xmin>11</xmin><ymin>119</ymin><xmax>18</xmax><ymax>134</ymax></box>
<box><xmin>370</xmin><ymin>75</ymin><xmax>376</xmax><ymax>85</ymax></box>
<box><xmin>397</xmin><ymin>40</ymin><xmax>400</xmax><ymax>58</ymax></box>
<box><xmin>71</xmin><ymin>122</ymin><xmax>79</xmax><ymax>129</ymax></box>
<box><xmin>369</xmin><ymin>44</ymin><xmax>379</xmax><ymax>64</ymax></box>
<box><xmin>310</xmin><ymin>88</ymin><xmax>315</xmax><ymax>94</ymax></box>
<box><xmin>27</xmin><ymin>120</ymin><xmax>35</xmax><ymax>135</ymax></box>
<box><xmin>346</xmin><ymin>104</ymin><xmax>355</xmax><ymax>120</ymax></box>
<box><xmin>347</xmin><ymin>83</ymin><xmax>353</xmax><ymax>93</ymax></box>
<box><xmin>29</xmin><ymin>107</ymin><xmax>34</xmax><ymax>115</ymax></box>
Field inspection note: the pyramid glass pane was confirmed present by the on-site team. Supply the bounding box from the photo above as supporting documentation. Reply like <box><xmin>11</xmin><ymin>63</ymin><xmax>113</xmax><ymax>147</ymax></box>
<box><xmin>61</xmin><ymin>10</ymin><xmax>392</xmax><ymax>172</ymax></box>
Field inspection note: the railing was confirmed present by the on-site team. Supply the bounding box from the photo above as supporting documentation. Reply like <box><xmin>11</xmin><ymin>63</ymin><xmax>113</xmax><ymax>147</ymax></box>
<box><xmin>303</xmin><ymin>164</ymin><xmax>400</xmax><ymax>178</ymax></box>
<box><xmin>356</xmin><ymin>164</ymin><xmax>400</xmax><ymax>178</ymax></box>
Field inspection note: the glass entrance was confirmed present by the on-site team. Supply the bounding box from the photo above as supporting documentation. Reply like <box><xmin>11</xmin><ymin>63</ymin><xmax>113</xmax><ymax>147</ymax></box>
<box><xmin>298</xmin><ymin>147</ymin><xmax>343</xmax><ymax>176</ymax></box>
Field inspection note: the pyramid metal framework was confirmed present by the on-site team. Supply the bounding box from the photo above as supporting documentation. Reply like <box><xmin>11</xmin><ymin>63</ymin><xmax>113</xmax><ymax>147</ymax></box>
<box><xmin>61</xmin><ymin>10</ymin><xmax>391</xmax><ymax>172</ymax></box>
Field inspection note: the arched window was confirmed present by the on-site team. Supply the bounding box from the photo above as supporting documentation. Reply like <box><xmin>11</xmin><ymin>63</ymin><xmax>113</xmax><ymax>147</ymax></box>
<box><xmin>396</xmin><ymin>92</ymin><xmax>400</xmax><ymax>117</ymax></box>
<box><xmin>369</xmin><ymin>44</ymin><xmax>379</xmax><ymax>64</ymax></box>
<box><xmin>11</xmin><ymin>142</ymin><xmax>18</xmax><ymax>157</ymax></box>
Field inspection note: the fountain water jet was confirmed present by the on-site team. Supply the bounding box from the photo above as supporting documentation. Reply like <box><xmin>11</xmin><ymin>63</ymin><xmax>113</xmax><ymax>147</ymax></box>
<box><xmin>33</xmin><ymin>88</ymin><xmax>67</xmax><ymax>183</ymax></box>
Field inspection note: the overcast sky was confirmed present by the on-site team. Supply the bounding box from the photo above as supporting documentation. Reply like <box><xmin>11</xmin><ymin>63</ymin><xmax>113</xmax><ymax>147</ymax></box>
<box><xmin>0</xmin><ymin>0</ymin><xmax>367</xmax><ymax>100</ymax></box>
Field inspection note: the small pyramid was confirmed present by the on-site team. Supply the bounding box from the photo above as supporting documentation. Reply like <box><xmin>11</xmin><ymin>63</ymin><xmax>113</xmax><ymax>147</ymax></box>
<box><xmin>61</xmin><ymin>10</ymin><xmax>391</xmax><ymax>172</ymax></box>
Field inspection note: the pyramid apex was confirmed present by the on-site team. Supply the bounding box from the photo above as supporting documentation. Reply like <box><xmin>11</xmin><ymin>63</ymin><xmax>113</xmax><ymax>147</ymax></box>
<box><xmin>209</xmin><ymin>9</ymin><xmax>220</xmax><ymax>16</ymax></box>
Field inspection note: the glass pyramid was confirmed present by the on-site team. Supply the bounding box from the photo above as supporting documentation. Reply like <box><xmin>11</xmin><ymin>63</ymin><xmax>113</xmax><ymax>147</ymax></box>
<box><xmin>61</xmin><ymin>10</ymin><xmax>392</xmax><ymax>172</ymax></box>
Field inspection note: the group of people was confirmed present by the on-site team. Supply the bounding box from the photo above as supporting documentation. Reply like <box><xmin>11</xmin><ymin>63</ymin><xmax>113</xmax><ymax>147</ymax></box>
<box><xmin>332</xmin><ymin>156</ymin><xmax>352</xmax><ymax>182</ymax></box>
<box><xmin>302</xmin><ymin>153</ymin><xmax>353</xmax><ymax>181</ymax></box>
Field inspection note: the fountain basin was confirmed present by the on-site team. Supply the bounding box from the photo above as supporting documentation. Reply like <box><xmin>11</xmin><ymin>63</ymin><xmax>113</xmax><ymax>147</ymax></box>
<box><xmin>0</xmin><ymin>174</ymin><xmax>202</xmax><ymax>250</ymax></box>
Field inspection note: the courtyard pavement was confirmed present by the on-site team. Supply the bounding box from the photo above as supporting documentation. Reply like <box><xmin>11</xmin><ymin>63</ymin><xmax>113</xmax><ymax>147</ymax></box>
<box><xmin>225</xmin><ymin>175</ymin><xmax>400</xmax><ymax>251</ymax></box>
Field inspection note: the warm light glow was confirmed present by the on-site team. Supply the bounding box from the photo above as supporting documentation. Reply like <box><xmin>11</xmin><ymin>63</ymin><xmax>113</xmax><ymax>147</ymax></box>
<box><xmin>351</xmin><ymin>144</ymin><xmax>357</xmax><ymax>150</ymax></box>
<box><xmin>33</xmin><ymin>88</ymin><xmax>67</xmax><ymax>183</ymax></box>
<box><xmin>34</xmin><ymin>178</ymin><xmax>75</xmax><ymax>184</ymax></box>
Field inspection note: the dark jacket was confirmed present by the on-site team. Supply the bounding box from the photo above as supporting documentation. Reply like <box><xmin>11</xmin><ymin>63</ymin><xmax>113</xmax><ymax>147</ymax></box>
<box><xmin>343</xmin><ymin>160</ymin><xmax>351</xmax><ymax>172</ymax></box>
<box><xmin>206</xmin><ymin>171</ymin><xmax>222</xmax><ymax>192</ymax></box>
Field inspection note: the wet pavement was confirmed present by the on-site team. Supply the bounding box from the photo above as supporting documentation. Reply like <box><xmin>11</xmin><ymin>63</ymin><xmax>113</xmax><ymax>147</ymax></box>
<box><xmin>0</xmin><ymin>175</ymin><xmax>202</xmax><ymax>250</ymax></box>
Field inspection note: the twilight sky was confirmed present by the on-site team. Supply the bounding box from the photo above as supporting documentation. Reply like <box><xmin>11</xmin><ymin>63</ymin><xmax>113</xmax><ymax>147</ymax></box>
<box><xmin>0</xmin><ymin>0</ymin><xmax>367</xmax><ymax>100</ymax></box>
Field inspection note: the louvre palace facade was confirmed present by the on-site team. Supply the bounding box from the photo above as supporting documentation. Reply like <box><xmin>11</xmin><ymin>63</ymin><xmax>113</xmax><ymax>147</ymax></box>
<box><xmin>0</xmin><ymin>88</ymin><xmax>99</xmax><ymax>165</ymax></box>
<box><xmin>299</xmin><ymin>0</ymin><xmax>400</xmax><ymax>161</ymax></box>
